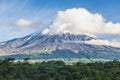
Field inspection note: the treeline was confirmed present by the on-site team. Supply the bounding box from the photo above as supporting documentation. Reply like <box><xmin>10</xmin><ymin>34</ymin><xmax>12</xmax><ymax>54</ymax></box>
<box><xmin>0</xmin><ymin>58</ymin><xmax>120</xmax><ymax>80</ymax></box>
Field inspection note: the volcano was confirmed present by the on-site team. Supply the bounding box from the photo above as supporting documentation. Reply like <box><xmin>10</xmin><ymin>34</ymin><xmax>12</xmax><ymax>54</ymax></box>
<box><xmin>0</xmin><ymin>32</ymin><xmax>120</xmax><ymax>60</ymax></box>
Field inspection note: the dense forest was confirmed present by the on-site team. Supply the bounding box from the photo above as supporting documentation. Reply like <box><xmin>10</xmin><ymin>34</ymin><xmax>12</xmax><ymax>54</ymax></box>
<box><xmin>0</xmin><ymin>58</ymin><xmax>120</xmax><ymax>80</ymax></box>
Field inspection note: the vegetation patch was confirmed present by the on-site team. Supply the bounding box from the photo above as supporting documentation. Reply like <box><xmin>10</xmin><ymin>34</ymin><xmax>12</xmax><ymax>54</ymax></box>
<box><xmin>0</xmin><ymin>58</ymin><xmax>120</xmax><ymax>80</ymax></box>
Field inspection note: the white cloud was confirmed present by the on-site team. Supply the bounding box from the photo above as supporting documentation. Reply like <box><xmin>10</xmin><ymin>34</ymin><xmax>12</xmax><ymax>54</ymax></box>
<box><xmin>16</xmin><ymin>18</ymin><xmax>32</xmax><ymax>27</ymax></box>
<box><xmin>85</xmin><ymin>39</ymin><xmax>120</xmax><ymax>47</ymax></box>
<box><xmin>42</xmin><ymin>8</ymin><xmax>120</xmax><ymax>35</ymax></box>
<box><xmin>42</xmin><ymin>28</ymin><xmax>49</xmax><ymax>34</ymax></box>
<box><xmin>16</xmin><ymin>18</ymin><xmax>41</xmax><ymax>28</ymax></box>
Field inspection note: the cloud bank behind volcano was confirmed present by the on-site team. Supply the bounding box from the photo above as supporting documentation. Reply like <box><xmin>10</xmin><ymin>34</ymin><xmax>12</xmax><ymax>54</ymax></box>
<box><xmin>42</xmin><ymin>8</ymin><xmax>120</xmax><ymax>35</ymax></box>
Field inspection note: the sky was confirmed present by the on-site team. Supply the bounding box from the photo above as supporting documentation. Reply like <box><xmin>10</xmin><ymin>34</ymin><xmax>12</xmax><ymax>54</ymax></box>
<box><xmin>0</xmin><ymin>0</ymin><xmax>120</xmax><ymax>42</ymax></box>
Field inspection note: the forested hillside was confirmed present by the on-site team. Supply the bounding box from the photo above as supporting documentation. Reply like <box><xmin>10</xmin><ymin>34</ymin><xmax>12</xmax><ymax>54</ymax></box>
<box><xmin>0</xmin><ymin>58</ymin><xmax>120</xmax><ymax>80</ymax></box>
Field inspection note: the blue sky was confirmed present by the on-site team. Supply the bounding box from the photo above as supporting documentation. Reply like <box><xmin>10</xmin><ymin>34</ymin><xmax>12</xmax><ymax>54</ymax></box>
<box><xmin>0</xmin><ymin>0</ymin><xmax>120</xmax><ymax>42</ymax></box>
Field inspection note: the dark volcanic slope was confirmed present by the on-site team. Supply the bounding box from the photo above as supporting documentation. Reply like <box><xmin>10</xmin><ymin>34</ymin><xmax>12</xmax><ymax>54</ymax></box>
<box><xmin>0</xmin><ymin>33</ymin><xmax>120</xmax><ymax>59</ymax></box>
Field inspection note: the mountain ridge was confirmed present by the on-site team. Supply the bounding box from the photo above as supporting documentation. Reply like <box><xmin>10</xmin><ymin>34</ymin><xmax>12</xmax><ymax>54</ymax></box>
<box><xmin>0</xmin><ymin>33</ymin><xmax>120</xmax><ymax>60</ymax></box>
